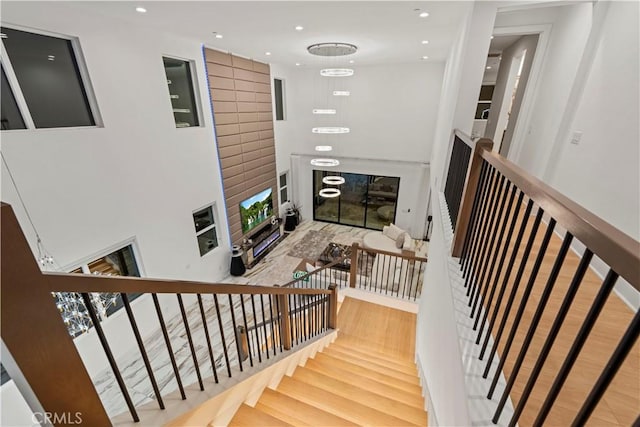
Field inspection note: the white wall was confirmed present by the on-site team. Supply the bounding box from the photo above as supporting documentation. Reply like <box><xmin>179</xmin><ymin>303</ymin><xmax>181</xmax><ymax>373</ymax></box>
<box><xmin>1</xmin><ymin>2</ymin><xmax>232</xmax><ymax>283</ymax></box>
<box><xmin>546</xmin><ymin>1</ymin><xmax>639</xmax><ymax>307</ymax></box>
<box><xmin>497</xmin><ymin>3</ymin><xmax>593</xmax><ymax>176</ymax></box>
<box><xmin>271</xmin><ymin>61</ymin><xmax>444</xmax><ymax>166</ymax></box>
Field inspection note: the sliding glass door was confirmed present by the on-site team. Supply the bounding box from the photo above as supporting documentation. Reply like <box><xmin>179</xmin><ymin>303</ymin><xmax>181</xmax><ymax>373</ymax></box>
<box><xmin>313</xmin><ymin>170</ymin><xmax>400</xmax><ymax>230</ymax></box>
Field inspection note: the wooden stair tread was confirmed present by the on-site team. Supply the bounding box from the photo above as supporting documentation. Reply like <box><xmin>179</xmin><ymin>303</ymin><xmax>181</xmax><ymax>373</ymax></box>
<box><xmin>313</xmin><ymin>352</ymin><xmax>422</xmax><ymax>393</ymax></box>
<box><xmin>257</xmin><ymin>388</ymin><xmax>358</xmax><ymax>426</ymax></box>
<box><xmin>332</xmin><ymin>338</ymin><xmax>416</xmax><ymax>365</ymax></box>
<box><xmin>277</xmin><ymin>376</ymin><xmax>421</xmax><ymax>426</ymax></box>
<box><xmin>327</xmin><ymin>341</ymin><xmax>418</xmax><ymax>375</ymax></box>
<box><xmin>320</xmin><ymin>347</ymin><xmax>421</xmax><ymax>385</ymax></box>
<box><xmin>229</xmin><ymin>403</ymin><xmax>293</xmax><ymax>427</ymax></box>
<box><xmin>292</xmin><ymin>367</ymin><xmax>427</xmax><ymax>426</ymax></box>
<box><xmin>303</xmin><ymin>357</ymin><xmax>425</xmax><ymax>409</ymax></box>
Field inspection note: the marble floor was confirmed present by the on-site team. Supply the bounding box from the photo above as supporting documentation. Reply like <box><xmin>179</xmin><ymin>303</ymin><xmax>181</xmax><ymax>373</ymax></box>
<box><xmin>92</xmin><ymin>220</ymin><xmax>373</xmax><ymax>418</ymax></box>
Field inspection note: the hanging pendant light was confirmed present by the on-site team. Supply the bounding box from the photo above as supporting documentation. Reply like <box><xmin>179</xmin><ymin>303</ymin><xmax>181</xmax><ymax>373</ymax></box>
<box><xmin>320</xmin><ymin>68</ymin><xmax>354</xmax><ymax>77</ymax></box>
<box><xmin>312</xmin><ymin>109</ymin><xmax>337</xmax><ymax>115</ymax></box>
<box><xmin>322</xmin><ymin>176</ymin><xmax>345</xmax><ymax>185</ymax></box>
<box><xmin>315</xmin><ymin>145</ymin><xmax>333</xmax><ymax>151</ymax></box>
<box><xmin>310</xmin><ymin>158</ymin><xmax>340</xmax><ymax>167</ymax></box>
<box><xmin>319</xmin><ymin>188</ymin><xmax>341</xmax><ymax>198</ymax></box>
<box><xmin>312</xmin><ymin>127</ymin><xmax>350</xmax><ymax>134</ymax></box>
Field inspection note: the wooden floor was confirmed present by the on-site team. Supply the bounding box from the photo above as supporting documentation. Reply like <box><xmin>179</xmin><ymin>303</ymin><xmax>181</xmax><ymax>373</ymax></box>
<box><xmin>230</xmin><ymin>297</ymin><xmax>426</xmax><ymax>427</ymax></box>
<box><xmin>472</xmin><ymin>209</ymin><xmax>639</xmax><ymax>426</ymax></box>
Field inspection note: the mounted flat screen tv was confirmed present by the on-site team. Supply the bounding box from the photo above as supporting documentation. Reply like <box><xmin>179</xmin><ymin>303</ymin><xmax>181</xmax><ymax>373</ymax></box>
<box><xmin>239</xmin><ymin>188</ymin><xmax>274</xmax><ymax>234</ymax></box>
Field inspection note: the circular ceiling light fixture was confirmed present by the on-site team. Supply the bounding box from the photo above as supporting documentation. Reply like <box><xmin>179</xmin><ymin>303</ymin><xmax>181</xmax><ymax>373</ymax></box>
<box><xmin>135</xmin><ymin>6</ymin><xmax>147</xmax><ymax>13</ymax></box>
<box><xmin>421</xmin><ymin>40</ymin><xmax>429</xmax><ymax>45</ymax></box>
<box><xmin>419</xmin><ymin>11</ymin><xmax>430</xmax><ymax>18</ymax></box>
<box><xmin>312</xmin><ymin>109</ymin><xmax>337</xmax><ymax>115</ymax></box>
<box><xmin>312</xmin><ymin>127</ymin><xmax>350</xmax><ymax>134</ymax></box>
<box><xmin>322</xmin><ymin>176</ymin><xmax>346</xmax><ymax>185</ymax></box>
<box><xmin>310</xmin><ymin>158</ymin><xmax>340</xmax><ymax>167</ymax></box>
<box><xmin>320</xmin><ymin>68</ymin><xmax>354</xmax><ymax>77</ymax></box>
<box><xmin>319</xmin><ymin>188</ymin><xmax>341</xmax><ymax>198</ymax></box>
<box><xmin>315</xmin><ymin>145</ymin><xmax>333</xmax><ymax>151</ymax></box>
<box><xmin>308</xmin><ymin>42</ymin><xmax>358</xmax><ymax>57</ymax></box>
<box><xmin>333</xmin><ymin>90</ymin><xmax>350</xmax><ymax>96</ymax></box>
<box><xmin>295</xmin><ymin>25</ymin><xmax>304</xmax><ymax>31</ymax></box>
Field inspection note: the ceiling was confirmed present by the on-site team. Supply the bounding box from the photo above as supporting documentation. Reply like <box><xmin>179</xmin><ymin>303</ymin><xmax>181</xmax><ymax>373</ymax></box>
<box><xmin>62</xmin><ymin>1</ymin><xmax>472</xmax><ymax>67</ymax></box>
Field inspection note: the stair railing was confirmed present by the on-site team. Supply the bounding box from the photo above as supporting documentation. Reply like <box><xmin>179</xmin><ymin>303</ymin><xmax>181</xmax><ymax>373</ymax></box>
<box><xmin>443</xmin><ymin>130</ymin><xmax>639</xmax><ymax>426</ymax></box>
<box><xmin>1</xmin><ymin>203</ymin><xmax>338</xmax><ymax>425</ymax></box>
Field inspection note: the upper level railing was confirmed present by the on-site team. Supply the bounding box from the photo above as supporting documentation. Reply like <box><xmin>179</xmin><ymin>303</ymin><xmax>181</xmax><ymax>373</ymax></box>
<box><xmin>0</xmin><ymin>203</ymin><xmax>337</xmax><ymax>425</ymax></box>
<box><xmin>281</xmin><ymin>242</ymin><xmax>428</xmax><ymax>301</ymax></box>
<box><xmin>444</xmin><ymin>130</ymin><xmax>640</xmax><ymax>426</ymax></box>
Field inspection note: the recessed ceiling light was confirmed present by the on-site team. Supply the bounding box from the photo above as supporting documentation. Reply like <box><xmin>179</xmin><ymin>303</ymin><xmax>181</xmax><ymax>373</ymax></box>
<box><xmin>295</xmin><ymin>25</ymin><xmax>304</xmax><ymax>31</ymax></box>
<box><xmin>421</xmin><ymin>40</ymin><xmax>429</xmax><ymax>45</ymax></box>
<box><xmin>295</xmin><ymin>62</ymin><xmax>301</xmax><ymax>66</ymax></box>
<box><xmin>333</xmin><ymin>91</ymin><xmax>350</xmax><ymax>96</ymax></box>
<box><xmin>421</xmin><ymin>56</ymin><xmax>429</xmax><ymax>60</ymax></box>
<box><xmin>313</xmin><ymin>109</ymin><xmax>337</xmax><ymax>115</ymax></box>
<box><xmin>419</xmin><ymin>12</ymin><xmax>429</xmax><ymax>18</ymax></box>
<box><xmin>135</xmin><ymin>6</ymin><xmax>147</xmax><ymax>13</ymax></box>
<box><xmin>349</xmin><ymin>60</ymin><xmax>355</xmax><ymax>64</ymax></box>
<box><xmin>486</xmin><ymin>66</ymin><xmax>492</xmax><ymax>69</ymax></box>
<box><xmin>215</xmin><ymin>34</ymin><xmax>223</xmax><ymax>39</ymax></box>
<box><xmin>491</xmin><ymin>35</ymin><xmax>495</xmax><ymax>40</ymax></box>
<box><xmin>47</xmin><ymin>55</ymin><xmax>55</xmax><ymax>61</ymax></box>
<box><xmin>265</xmin><ymin>52</ymin><xmax>271</xmax><ymax>56</ymax></box>
<box><xmin>312</xmin><ymin>127</ymin><xmax>350</xmax><ymax>134</ymax></box>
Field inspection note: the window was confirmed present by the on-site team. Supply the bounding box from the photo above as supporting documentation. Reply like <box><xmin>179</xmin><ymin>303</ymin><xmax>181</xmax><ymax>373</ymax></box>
<box><xmin>1</xmin><ymin>66</ymin><xmax>26</xmax><ymax>130</ymax></box>
<box><xmin>163</xmin><ymin>57</ymin><xmax>199</xmax><ymax>127</ymax></box>
<box><xmin>274</xmin><ymin>78</ymin><xmax>285</xmax><ymax>120</ymax></box>
<box><xmin>56</xmin><ymin>244</ymin><xmax>142</xmax><ymax>336</ymax></box>
<box><xmin>193</xmin><ymin>205</ymin><xmax>218</xmax><ymax>256</ymax></box>
<box><xmin>1</xmin><ymin>27</ymin><xmax>96</xmax><ymax>129</ymax></box>
<box><xmin>279</xmin><ymin>171</ymin><xmax>289</xmax><ymax>203</ymax></box>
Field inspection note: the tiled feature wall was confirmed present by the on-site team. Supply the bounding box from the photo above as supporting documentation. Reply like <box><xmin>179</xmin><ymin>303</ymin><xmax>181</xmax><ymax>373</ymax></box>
<box><xmin>205</xmin><ymin>48</ymin><xmax>278</xmax><ymax>244</ymax></box>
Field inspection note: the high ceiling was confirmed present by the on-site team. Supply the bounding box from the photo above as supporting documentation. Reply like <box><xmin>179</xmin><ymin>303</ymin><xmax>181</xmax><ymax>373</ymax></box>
<box><xmin>61</xmin><ymin>1</ymin><xmax>472</xmax><ymax>66</ymax></box>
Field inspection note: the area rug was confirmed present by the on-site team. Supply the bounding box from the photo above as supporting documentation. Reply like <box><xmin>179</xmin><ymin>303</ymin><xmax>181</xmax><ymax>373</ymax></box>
<box><xmin>287</xmin><ymin>229</ymin><xmax>336</xmax><ymax>261</ymax></box>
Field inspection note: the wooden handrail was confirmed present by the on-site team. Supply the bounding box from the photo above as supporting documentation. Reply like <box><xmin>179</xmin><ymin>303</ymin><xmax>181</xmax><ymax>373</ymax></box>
<box><xmin>478</xmin><ymin>149</ymin><xmax>640</xmax><ymax>290</ymax></box>
<box><xmin>44</xmin><ymin>272</ymin><xmax>331</xmax><ymax>295</ymax></box>
<box><xmin>280</xmin><ymin>254</ymin><xmax>350</xmax><ymax>288</ymax></box>
<box><xmin>355</xmin><ymin>242</ymin><xmax>428</xmax><ymax>262</ymax></box>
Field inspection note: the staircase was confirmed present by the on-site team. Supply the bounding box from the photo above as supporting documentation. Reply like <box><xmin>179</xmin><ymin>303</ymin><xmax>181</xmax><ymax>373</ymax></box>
<box><xmin>229</xmin><ymin>298</ymin><xmax>427</xmax><ymax>426</ymax></box>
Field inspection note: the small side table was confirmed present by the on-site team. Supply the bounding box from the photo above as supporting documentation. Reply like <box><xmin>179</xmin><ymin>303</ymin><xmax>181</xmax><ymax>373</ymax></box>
<box><xmin>284</xmin><ymin>212</ymin><xmax>297</xmax><ymax>232</ymax></box>
<box><xmin>230</xmin><ymin>247</ymin><xmax>246</xmax><ymax>276</ymax></box>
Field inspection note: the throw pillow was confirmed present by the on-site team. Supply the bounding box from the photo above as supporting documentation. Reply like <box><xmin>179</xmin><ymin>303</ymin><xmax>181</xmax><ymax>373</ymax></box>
<box><xmin>403</xmin><ymin>233</ymin><xmax>413</xmax><ymax>250</ymax></box>
<box><xmin>387</xmin><ymin>223</ymin><xmax>405</xmax><ymax>241</ymax></box>
<box><xmin>382</xmin><ymin>225</ymin><xmax>390</xmax><ymax>238</ymax></box>
<box><xmin>395</xmin><ymin>232</ymin><xmax>405</xmax><ymax>249</ymax></box>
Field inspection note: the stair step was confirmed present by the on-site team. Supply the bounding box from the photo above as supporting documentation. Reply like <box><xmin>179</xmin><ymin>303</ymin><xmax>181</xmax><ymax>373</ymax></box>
<box><xmin>313</xmin><ymin>352</ymin><xmax>422</xmax><ymax>393</ymax></box>
<box><xmin>229</xmin><ymin>403</ymin><xmax>293</xmax><ymax>427</ymax></box>
<box><xmin>331</xmin><ymin>338</ymin><xmax>416</xmax><ymax>365</ymax></box>
<box><xmin>304</xmin><ymin>357</ymin><xmax>425</xmax><ymax>409</ymax></box>
<box><xmin>256</xmin><ymin>388</ymin><xmax>358</xmax><ymax>426</ymax></box>
<box><xmin>320</xmin><ymin>347</ymin><xmax>421</xmax><ymax>386</ymax></box>
<box><xmin>292</xmin><ymin>367</ymin><xmax>427</xmax><ymax>426</ymax></box>
<box><xmin>328</xmin><ymin>341</ymin><xmax>418</xmax><ymax>374</ymax></box>
<box><xmin>277</xmin><ymin>376</ymin><xmax>421</xmax><ymax>426</ymax></box>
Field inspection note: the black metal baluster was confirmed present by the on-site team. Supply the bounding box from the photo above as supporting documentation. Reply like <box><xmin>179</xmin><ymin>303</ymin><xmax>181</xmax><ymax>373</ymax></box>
<box><xmin>509</xmin><ymin>248</ymin><xmax>593</xmax><ymax>426</ymax></box>
<box><xmin>267</xmin><ymin>295</ymin><xmax>277</xmax><ymax>356</ymax></box>
<box><xmin>534</xmin><ymin>270</ymin><xmax>619</xmax><ymax>426</ymax></box>
<box><xmin>213</xmin><ymin>294</ymin><xmax>232</xmax><ymax>377</ymax></box>
<box><xmin>197</xmin><ymin>294</ymin><xmax>219</xmax><ymax>383</ymax></box>
<box><xmin>479</xmin><ymin>197</ymin><xmax>532</xmax><ymax>357</ymax></box>
<box><xmin>471</xmin><ymin>179</ymin><xmax>513</xmax><ymax>321</ymax></box>
<box><xmin>152</xmin><ymin>294</ymin><xmax>186</xmax><ymax>399</ymax></box>
<box><xmin>463</xmin><ymin>165</ymin><xmax>495</xmax><ymax>282</ymax></box>
<box><xmin>239</xmin><ymin>294</ymin><xmax>254</xmax><ymax>367</ymax></box>
<box><xmin>467</xmin><ymin>170</ymin><xmax>501</xmax><ymax>301</ymax></box>
<box><xmin>81</xmin><ymin>293</ymin><xmax>139</xmax><ymax>422</ymax></box>
<box><xmin>481</xmin><ymin>202</ymin><xmax>538</xmax><ymax>367</ymax></box>
<box><xmin>121</xmin><ymin>293</ymin><xmax>164</xmax><ymax>409</ymax></box>
<box><xmin>476</xmin><ymin>190</ymin><xmax>524</xmax><ymax>344</ymax></box>
<box><xmin>249</xmin><ymin>294</ymin><xmax>262</xmax><ymax>362</ymax></box>
<box><xmin>228</xmin><ymin>294</ymin><xmax>244</xmax><ymax>372</ymax></box>
<box><xmin>258</xmin><ymin>294</ymin><xmax>271</xmax><ymax>359</ymax></box>
<box><xmin>572</xmin><ymin>309</ymin><xmax>640</xmax><ymax>426</ymax></box>
<box><xmin>177</xmin><ymin>294</ymin><xmax>204</xmax><ymax>391</ymax></box>
<box><xmin>487</xmin><ymin>216</ymin><xmax>556</xmax><ymax>398</ymax></box>
<box><xmin>493</xmin><ymin>227</ymin><xmax>570</xmax><ymax>422</ymax></box>
<box><xmin>460</xmin><ymin>161</ymin><xmax>489</xmax><ymax>268</ymax></box>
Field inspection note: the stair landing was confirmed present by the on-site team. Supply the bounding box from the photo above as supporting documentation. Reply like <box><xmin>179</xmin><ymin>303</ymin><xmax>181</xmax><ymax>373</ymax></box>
<box><xmin>229</xmin><ymin>297</ymin><xmax>426</xmax><ymax>426</ymax></box>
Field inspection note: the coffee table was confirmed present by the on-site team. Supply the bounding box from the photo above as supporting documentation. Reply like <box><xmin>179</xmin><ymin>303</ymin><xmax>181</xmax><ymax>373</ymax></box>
<box><xmin>317</xmin><ymin>242</ymin><xmax>352</xmax><ymax>271</ymax></box>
